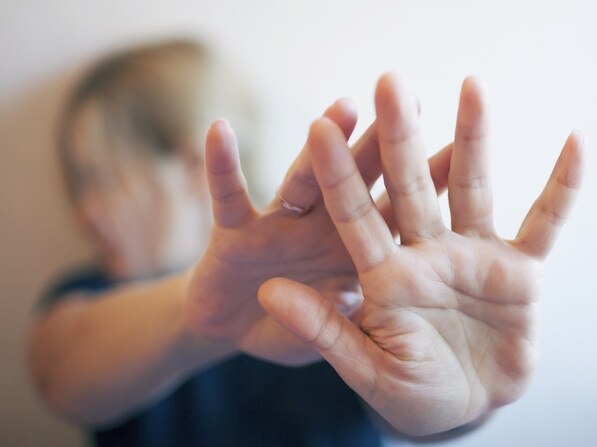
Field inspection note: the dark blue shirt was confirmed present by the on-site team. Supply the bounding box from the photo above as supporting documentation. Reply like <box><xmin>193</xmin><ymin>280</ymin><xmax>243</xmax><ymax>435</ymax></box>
<box><xmin>40</xmin><ymin>266</ymin><xmax>381</xmax><ymax>447</ymax></box>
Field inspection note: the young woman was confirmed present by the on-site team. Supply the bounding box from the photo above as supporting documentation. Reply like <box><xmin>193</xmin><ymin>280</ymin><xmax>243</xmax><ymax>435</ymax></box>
<box><xmin>28</xmin><ymin>39</ymin><xmax>584</xmax><ymax>446</ymax></box>
<box><xmin>29</xmin><ymin>39</ymin><xmax>399</xmax><ymax>447</ymax></box>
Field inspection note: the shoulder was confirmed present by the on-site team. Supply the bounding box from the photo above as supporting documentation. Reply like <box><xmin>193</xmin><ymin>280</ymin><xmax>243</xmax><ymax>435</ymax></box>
<box><xmin>36</xmin><ymin>264</ymin><xmax>112</xmax><ymax>313</ymax></box>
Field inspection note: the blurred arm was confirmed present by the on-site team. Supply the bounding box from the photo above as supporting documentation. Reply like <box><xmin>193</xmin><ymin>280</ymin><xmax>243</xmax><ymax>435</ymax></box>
<box><xmin>27</xmin><ymin>270</ymin><xmax>236</xmax><ymax>428</ymax></box>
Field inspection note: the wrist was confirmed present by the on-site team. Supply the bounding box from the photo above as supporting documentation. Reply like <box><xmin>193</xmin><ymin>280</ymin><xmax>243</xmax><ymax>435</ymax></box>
<box><xmin>176</xmin><ymin>267</ymin><xmax>239</xmax><ymax>373</ymax></box>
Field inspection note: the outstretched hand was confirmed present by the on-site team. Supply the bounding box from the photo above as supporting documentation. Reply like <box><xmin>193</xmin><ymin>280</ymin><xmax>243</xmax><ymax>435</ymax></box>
<box><xmin>259</xmin><ymin>74</ymin><xmax>584</xmax><ymax>434</ymax></box>
<box><xmin>185</xmin><ymin>98</ymin><xmax>452</xmax><ymax>365</ymax></box>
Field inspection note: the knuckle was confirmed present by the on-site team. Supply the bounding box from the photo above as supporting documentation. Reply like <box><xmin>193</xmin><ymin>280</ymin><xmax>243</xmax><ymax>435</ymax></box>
<box><xmin>213</xmin><ymin>187</ymin><xmax>246</xmax><ymax>204</ymax></box>
<box><xmin>291</xmin><ymin>170</ymin><xmax>318</xmax><ymax>189</ymax></box>
<box><xmin>452</xmin><ymin>174</ymin><xmax>490</xmax><ymax>191</ymax></box>
<box><xmin>389</xmin><ymin>173</ymin><xmax>430</xmax><ymax>198</ymax></box>
<box><xmin>554</xmin><ymin>172</ymin><xmax>581</xmax><ymax>191</ymax></box>
<box><xmin>321</xmin><ymin>168</ymin><xmax>355</xmax><ymax>191</ymax></box>
<box><xmin>308</xmin><ymin>300</ymin><xmax>342</xmax><ymax>351</ymax></box>
<box><xmin>538</xmin><ymin>202</ymin><xmax>565</xmax><ymax>227</ymax></box>
<box><xmin>335</xmin><ymin>198</ymin><xmax>374</xmax><ymax>224</ymax></box>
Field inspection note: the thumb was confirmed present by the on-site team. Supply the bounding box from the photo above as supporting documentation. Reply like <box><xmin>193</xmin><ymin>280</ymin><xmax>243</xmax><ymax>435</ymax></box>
<box><xmin>258</xmin><ymin>277</ymin><xmax>379</xmax><ymax>393</ymax></box>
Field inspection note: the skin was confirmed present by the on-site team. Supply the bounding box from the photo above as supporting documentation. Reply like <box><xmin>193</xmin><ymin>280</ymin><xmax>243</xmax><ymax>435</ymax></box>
<box><xmin>29</xmin><ymin>94</ymin><xmax>451</xmax><ymax>427</ymax></box>
<box><xmin>258</xmin><ymin>74</ymin><xmax>585</xmax><ymax>436</ymax></box>
<box><xmin>67</xmin><ymin>101</ymin><xmax>211</xmax><ymax>279</ymax></box>
<box><xmin>186</xmin><ymin>104</ymin><xmax>452</xmax><ymax>366</ymax></box>
<box><xmin>31</xmin><ymin>73</ymin><xmax>577</xmax><ymax>437</ymax></box>
<box><xmin>30</xmin><ymin>101</ymin><xmax>222</xmax><ymax>426</ymax></box>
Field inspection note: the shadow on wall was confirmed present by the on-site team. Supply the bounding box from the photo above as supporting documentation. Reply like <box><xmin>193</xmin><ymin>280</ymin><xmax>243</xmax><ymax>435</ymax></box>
<box><xmin>0</xmin><ymin>69</ymin><xmax>91</xmax><ymax>446</ymax></box>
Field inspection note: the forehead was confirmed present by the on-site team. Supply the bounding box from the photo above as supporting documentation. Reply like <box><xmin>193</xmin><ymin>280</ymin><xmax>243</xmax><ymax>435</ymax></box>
<box><xmin>67</xmin><ymin>99</ymin><xmax>149</xmax><ymax>174</ymax></box>
<box><xmin>65</xmin><ymin>100</ymin><xmax>173</xmax><ymax>198</ymax></box>
<box><xmin>66</xmin><ymin>100</ymin><xmax>150</xmax><ymax>196</ymax></box>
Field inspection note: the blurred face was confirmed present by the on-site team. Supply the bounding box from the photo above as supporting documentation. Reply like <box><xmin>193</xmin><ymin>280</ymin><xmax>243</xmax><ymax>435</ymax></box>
<box><xmin>67</xmin><ymin>101</ymin><xmax>211</xmax><ymax>279</ymax></box>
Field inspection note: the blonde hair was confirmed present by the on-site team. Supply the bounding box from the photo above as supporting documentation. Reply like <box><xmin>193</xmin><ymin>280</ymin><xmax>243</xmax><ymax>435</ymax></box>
<box><xmin>59</xmin><ymin>38</ymin><xmax>261</xmax><ymax>201</ymax></box>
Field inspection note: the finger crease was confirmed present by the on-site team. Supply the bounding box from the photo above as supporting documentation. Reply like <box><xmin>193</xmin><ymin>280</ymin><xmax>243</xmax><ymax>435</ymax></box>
<box><xmin>538</xmin><ymin>203</ymin><xmax>565</xmax><ymax>227</ymax></box>
<box><xmin>334</xmin><ymin>198</ymin><xmax>375</xmax><ymax>224</ymax></box>
<box><xmin>213</xmin><ymin>188</ymin><xmax>246</xmax><ymax>204</ymax></box>
<box><xmin>321</xmin><ymin>168</ymin><xmax>358</xmax><ymax>191</ymax></box>
<box><xmin>291</xmin><ymin>170</ymin><xmax>318</xmax><ymax>188</ymax></box>
<box><xmin>452</xmin><ymin>175</ymin><xmax>490</xmax><ymax>191</ymax></box>
<box><xmin>389</xmin><ymin>173</ymin><xmax>430</xmax><ymax>198</ymax></box>
<box><xmin>207</xmin><ymin>165</ymin><xmax>240</xmax><ymax>176</ymax></box>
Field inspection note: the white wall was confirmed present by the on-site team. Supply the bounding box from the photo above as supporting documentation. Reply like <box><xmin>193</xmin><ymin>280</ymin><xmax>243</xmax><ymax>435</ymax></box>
<box><xmin>1</xmin><ymin>1</ymin><xmax>595</xmax><ymax>446</ymax></box>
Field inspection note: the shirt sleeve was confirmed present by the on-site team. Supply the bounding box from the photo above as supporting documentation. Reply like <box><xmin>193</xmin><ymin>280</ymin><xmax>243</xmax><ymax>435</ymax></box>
<box><xmin>35</xmin><ymin>264</ymin><xmax>111</xmax><ymax>314</ymax></box>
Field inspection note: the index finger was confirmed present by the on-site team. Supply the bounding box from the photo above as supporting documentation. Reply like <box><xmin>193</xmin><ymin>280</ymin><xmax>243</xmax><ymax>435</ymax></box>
<box><xmin>276</xmin><ymin>99</ymin><xmax>358</xmax><ymax>214</ymax></box>
<box><xmin>309</xmin><ymin>117</ymin><xmax>396</xmax><ymax>273</ymax></box>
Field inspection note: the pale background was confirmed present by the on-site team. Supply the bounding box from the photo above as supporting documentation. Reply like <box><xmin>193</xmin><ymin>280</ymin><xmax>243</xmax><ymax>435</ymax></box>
<box><xmin>1</xmin><ymin>1</ymin><xmax>596</xmax><ymax>446</ymax></box>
